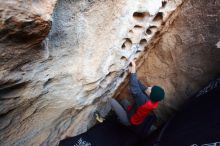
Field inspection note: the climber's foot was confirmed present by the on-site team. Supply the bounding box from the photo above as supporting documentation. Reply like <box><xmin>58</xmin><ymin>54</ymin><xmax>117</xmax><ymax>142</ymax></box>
<box><xmin>94</xmin><ymin>111</ymin><xmax>105</xmax><ymax>123</ymax></box>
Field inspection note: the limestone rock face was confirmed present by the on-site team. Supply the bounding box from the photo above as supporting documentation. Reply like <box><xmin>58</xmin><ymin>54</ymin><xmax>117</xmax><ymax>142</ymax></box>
<box><xmin>116</xmin><ymin>0</ymin><xmax>220</xmax><ymax>123</ymax></box>
<box><xmin>0</xmin><ymin>0</ymin><xmax>182</xmax><ymax>145</ymax></box>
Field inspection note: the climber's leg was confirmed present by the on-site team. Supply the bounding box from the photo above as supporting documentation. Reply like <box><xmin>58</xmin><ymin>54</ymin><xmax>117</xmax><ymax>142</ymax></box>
<box><xmin>120</xmin><ymin>98</ymin><xmax>132</xmax><ymax>110</ymax></box>
<box><xmin>110</xmin><ymin>98</ymin><xmax>130</xmax><ymax>126</ymax></box>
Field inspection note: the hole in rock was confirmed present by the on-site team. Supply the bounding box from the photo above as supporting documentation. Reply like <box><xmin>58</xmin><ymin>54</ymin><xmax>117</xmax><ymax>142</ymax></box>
<box><xmin>120</xmin><ymin>72</ymin><xmax>125</xmax><ymax>78</ymax></box>
<box><xmin>146</xmin><ymin>29</ymin><xmax>152</xmax><ymax>35</ymax></box>
<box><xmin>120</xmin><ymin>56</ymin><xmax>128</xmax><ymax>61</ymax></box>
<box><xmin>153</xmin><ymin>12</ymin><xmax>163</xmax><ymax>22</ymax></box>
<box><xmin>136</xmin><ymin>50</ymin><xmax>141</xmax><ymax>53</ymax></box>
<box><xmin>121</xmin><ymin>38</ymin><xmax>132</xmax><ymax>50</ymax></box>
<box><xmin>146</xmin><ymin>26</ymin><xmax>157</xmax><ymax>35</ymax></box>
<box><xmin>129</xmin><ymin>30</ymin><xmax>133</xmax><ymax>33</ymax></box>
<box><xmin>121</xmin><ymin>43</ymin><xmax>125</xmax><ymax>49</ymax></box>
<box><xmin>43</xmin><ymin>78</ymin><xmax>54</xmax><ymax>88</ymax></box>
<box><xmin>133</xmin><ymin>12</ymin><xmax>149</xmax><ymax>21</ymax></box>
<box><xmin>140</xmin><ymin>39</ymin><xmax>147</xmax><ymax>46</ymax></box>
<box><xmin>162</xmin><ymin>1</ymin><xmax>167</xmax><ymax>7</ymax></box>
<box><xmin>133</xmin><ymin>25</ymin><xmax>144</xmax><ymax>33</ymax></box>
<box><xmin>134</xmin><ymin>25</ymin><xmax>143</xmax><ymax>29</ymax></box>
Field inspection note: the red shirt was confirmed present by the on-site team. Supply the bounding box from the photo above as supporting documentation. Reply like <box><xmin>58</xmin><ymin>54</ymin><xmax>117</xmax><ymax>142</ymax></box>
<box><xmin>130</xmin><ymin>100</ymin><xmax>158</xmax><ymax>125</ymax></box>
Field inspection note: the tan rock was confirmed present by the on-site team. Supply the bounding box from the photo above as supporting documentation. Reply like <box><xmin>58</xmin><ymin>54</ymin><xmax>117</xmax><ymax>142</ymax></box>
<box><xmin>116</xmin><ymin>0</ymin><xmax>220</xmax><ymax>124</ymax></box>
<box><xmin>5</xmin><ymin>0</ymin><xmax>220</xmax><ymax>145</ymax></box>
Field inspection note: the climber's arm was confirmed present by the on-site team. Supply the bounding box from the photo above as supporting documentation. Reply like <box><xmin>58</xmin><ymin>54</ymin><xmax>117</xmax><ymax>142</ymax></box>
<box><xmin>138</xmin><ymin>80</ymin><xmax>148</xmax><ymax>93</ymax></box>
<box><xmin>130</xmin><ymin>73</ymin><xmax>148</xmax><ymax>106</ymax></box>
<box><xmin>129</xmin><ymin>60</ymin><xmax>147</xmax><ymax>92</ymax></box>
<box><xmin>129</xmin><ymin>61</ymin><xmax>148</xmax><ymax>106</ymax></box>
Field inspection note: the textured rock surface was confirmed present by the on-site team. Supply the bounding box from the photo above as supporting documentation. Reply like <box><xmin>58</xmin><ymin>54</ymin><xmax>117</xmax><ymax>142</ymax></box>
<box><xmin>0</xmin><ymin>0</ymin><xmax>56</xmax><ymax>74</ymax></box>
<box><xmin>116</xmin><ymin>0</ymin><xmax>220</xmax><ymax>123</ymax></box>
<box><xmin>0</xmin><ymin>0</ymin><xmax>182</xmax><ymax>145</ymax></box>
<box><xmin>2</xmin><ymin>0</ymin><xmax>219</xmax><ymax>145</ymax></box>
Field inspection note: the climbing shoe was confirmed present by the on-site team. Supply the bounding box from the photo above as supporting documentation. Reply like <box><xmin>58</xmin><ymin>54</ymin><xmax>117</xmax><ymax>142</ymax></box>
<box><xmin>94</xmin><ymin>111</ymin><xmax>105</xmax><ymax>123</ymax></box>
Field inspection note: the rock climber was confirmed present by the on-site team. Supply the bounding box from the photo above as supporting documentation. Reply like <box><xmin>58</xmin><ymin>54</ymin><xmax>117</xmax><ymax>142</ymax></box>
<box><xmin>110</xmin><ymin>60</ymin><xmax>165</xmax><ymax>127</ymax></box>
